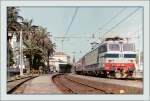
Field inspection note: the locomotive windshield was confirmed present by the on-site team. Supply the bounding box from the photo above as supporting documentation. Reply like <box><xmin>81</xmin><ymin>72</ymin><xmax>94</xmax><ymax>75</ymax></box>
<box><xmin>123</xmin><ymin>44</ymin><xmax>134</xmax><ymax>51</ymax></box>
<box><xmin>108</xmin><ymin>44</ymin><xmax>120</xmax><ymax>51</ymax></box>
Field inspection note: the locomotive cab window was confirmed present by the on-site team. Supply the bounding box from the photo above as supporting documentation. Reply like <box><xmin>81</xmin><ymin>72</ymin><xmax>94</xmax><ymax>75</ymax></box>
<box><xmin>108</xmin><ymin>44</ymin><xmax>120</xmax><ymax>51</ymax></box>
<box><xmin>123</xmin><ymin>43</ymin><xmax>134</xmax><ymax>51</ymax></box>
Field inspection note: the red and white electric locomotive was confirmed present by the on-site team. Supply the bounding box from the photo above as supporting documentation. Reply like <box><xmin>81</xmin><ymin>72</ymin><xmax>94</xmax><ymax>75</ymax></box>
<box><xmin>76</xmin><ymin>37</ymin><xmax>137</xmax><ymax>78</ymax></box>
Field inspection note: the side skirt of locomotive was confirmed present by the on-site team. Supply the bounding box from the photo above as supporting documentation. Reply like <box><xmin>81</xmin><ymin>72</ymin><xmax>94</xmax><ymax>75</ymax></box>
<box><xmin>76</xmin><ymin>64</ymin><xmax>135</xmax><ymax>79</ymax></box>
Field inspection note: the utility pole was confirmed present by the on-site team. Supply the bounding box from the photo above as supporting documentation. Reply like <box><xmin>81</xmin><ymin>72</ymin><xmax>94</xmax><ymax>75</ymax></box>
<box><xmin>138</xmin><ymin>25</ymin><xmax>141</xmax><ymax>71</ymax></box>
<box><xmin>72</xmin><ymin>51</ymin><xmax>76</xmax><ymax>73</ymax></box>
<box><xmin>19</xmin><ymin>29</ymin><xmax>23</xmax><ymax>76</ymax></box>
<box><xmin>72</xmin><ymin>51</ymin><xmax>76</xmax><ymax>63</ymax></box>
<box><xmin>61</xmin><ymin>39</ymin><xmax>64</xmax><ymax>53</ymax></box>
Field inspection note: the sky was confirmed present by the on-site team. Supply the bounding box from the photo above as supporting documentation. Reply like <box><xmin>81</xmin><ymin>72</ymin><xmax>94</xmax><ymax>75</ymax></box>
<box><xmin>19</xmin><ymin>6</ymin><xmax>143</xmax><ymax>61</ymax></box>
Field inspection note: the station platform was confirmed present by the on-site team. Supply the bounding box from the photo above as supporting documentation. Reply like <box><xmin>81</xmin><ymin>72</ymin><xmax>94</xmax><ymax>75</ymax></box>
<box><xmin>23</xmin><ymin>74</ymin><xmax>62</xmax><ymax>94</ymax></box>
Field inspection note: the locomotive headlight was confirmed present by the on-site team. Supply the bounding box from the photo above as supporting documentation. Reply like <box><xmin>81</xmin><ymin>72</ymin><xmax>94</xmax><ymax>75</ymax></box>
<box><xmin>108</xmin><ymin>60</ymin><xmax>112</xmax><ymax>62</ymax></box>
<box><xmin>130</xmin><ymin>60</ymin><xmax>133</xmax><ymax>62</ymax></box>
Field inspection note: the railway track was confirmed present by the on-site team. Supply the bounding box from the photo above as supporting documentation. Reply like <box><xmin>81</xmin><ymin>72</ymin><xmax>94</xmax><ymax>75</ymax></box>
<box><xmin>52</xmin><ymin>74</ymin><xmax>142</xmax><ymax>94</ymax></box>
<box><xmin>7</xmin><ymin>76</ymin><xmax>38</xmax><ymax>94</ymax></box>
<box><xmin>77</xmin><ymin>74</ymin><xmax>143</xmax><ymax>82</ymax></box>
<box><xmin>52</xmin><ymin>74</ymin><xmax>112</xmax><ymax>94</ymax></box>
<box><xmin>101</xmin><ymin>76</ymin><xmax>143</xmax><ymax>82</ymax></box>
<box><xmin>115</xmin><ymin>78</ymin><xmax>143</xmax><ymax>81</ymax></box>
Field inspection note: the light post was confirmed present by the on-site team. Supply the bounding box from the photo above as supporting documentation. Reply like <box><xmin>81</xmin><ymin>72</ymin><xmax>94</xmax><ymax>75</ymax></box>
<box><xmin>72</xmin><ymin>51</ymin><xmax>76</xmax><ymax>73</ymax></box>
<box><xmin>61</xmin><ymin>39</ymin><xmax>64</xmax><ymax>53</ymax></box>
<box><xmin>19</xmin><ymin>29</ymin><xmax>24</xmax><ymax>76</ymax></box>
<box><xmin>138</xmin><ymin>25</ymin><xmax>141</xmax><ymax>71</ymax></box>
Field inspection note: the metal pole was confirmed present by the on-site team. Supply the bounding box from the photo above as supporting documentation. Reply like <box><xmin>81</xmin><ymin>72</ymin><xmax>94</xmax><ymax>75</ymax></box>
<box><xmin>138</xmin><ymin>25</ymin><xmax>141</xmax><ymax>71</ymax></box>
<box><xmin>72</xmin><ymin>51</ymin><xmax>76</xmax><ymax>73</ymax></box>
<box><xmin>20</xmin><ymin>29</ymin><xmax>23</xmax><ymax>76</ymax></box>
<box><xmin>62</xmin><ymin>40</ymin><xmax>64</xmax><ymax>53</ymax></box>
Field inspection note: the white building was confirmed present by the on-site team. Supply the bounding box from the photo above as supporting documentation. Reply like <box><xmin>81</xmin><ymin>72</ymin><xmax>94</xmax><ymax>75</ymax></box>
<box><xmin>11</xmin><ymin>33</ymin><xmax>19</xmax><ymax>67</ymax></box>
<box><xmin>49</xmin><ymin>52</ymin><xmax>71</xmax><ymax>72</ymax></box>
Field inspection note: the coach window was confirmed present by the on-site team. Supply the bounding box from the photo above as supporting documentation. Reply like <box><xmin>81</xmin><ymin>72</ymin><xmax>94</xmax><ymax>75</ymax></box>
<box><xmin>109</xmin><ymin>44</ymin><xmax>120</xmax><ymax>51</ymax></box>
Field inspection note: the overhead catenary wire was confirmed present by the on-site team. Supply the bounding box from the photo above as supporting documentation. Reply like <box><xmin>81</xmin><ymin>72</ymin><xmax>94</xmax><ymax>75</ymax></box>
<box><xmin>60</xmin><ymin>7</ymin><xmax>79</xmax><ymax>53</ymax></box>
<box><xmin>58</xmin><ymin>8</ymin><xmax>126</xmax><ymax>40</ymax></box>
<box><xmin>54</xmin><ymin>7</ymin><xmax>141</xmax><ymax>41</ymax></box>
<box><xmin>63</xmin><ymin>7</ymin><xmax>79</xmax><ymax>40</ymax></box>
<box><xmin>103</xmin><ymin>7</ymin><xmax>141</xmax><ymax>36</ymax></box>
<box><xmin>99</xmin><ymin>8</ymin><xmax>127</xmax><ymax>30</ymax></box>
<box><xmin>88</xmin><ymin>8</ymin><xmax>126</xmax><ymax>42</ymax></box>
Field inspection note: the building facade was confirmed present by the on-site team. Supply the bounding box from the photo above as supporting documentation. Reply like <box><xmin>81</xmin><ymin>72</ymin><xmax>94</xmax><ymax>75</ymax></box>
<box><xmin>49</xmin><ymin>52</ymin><xmax>70</xmax><ymax>72</ymax></box>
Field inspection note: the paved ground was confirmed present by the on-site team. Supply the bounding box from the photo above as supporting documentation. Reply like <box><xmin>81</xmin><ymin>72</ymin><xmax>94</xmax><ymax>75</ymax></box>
<box><xmin>23</xmin><ymin>74</ymin><xmax>62</xmax><ymax>94</ymax></box>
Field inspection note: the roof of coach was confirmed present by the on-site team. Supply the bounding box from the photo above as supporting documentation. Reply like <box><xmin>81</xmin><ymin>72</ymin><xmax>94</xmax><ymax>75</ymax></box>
<box><xmin>83</xmin><ymin>45</ymin><xmax>100</xmax><ymax>57</ymax></box>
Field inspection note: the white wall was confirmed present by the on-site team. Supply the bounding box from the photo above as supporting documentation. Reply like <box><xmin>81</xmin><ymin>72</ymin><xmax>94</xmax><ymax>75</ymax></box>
<box><xmin>49</xmin><ymin>54</ymin><xmax>70</xmax><ymax>72</ymax></box>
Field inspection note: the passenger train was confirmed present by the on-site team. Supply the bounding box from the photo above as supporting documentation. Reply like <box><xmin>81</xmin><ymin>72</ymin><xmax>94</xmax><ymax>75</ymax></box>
<box><xmin>75</xmin><ymin>37</ymin><xmax>137</xmax><ymax>78</ymax></box>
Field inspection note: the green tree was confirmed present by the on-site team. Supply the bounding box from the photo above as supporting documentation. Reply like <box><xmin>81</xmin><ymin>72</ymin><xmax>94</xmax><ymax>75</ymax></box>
<box><xmin>7</xmin><ymin>7</ymin><xmax>23</xmax><ymax>67</ymax></box>
<box><xmin>7</xmin><ymin>46</ymin><xmax>14</xmax><ymax>66</ymax></box>
<box><xmin>7</xmin><ymin>7</ymin><xmax>55</xmax><ymax>74</ymax></box>
<box><xmin>7</xmin><ymin>7</ymin><xmax>23</xmax><ymax>41</ymax></box>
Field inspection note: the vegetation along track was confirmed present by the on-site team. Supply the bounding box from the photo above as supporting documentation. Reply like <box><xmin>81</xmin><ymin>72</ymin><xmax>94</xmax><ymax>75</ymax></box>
<box><xmin>52</xmin><ymin>74</ymin><xmax>112</xmax><ymax>94</ymax></box>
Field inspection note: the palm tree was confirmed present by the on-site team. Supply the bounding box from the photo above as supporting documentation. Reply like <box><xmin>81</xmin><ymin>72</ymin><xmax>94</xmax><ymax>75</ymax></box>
<box><xmin>7</xmin><ymin>46</ymin><xmax>14</xmax><ymax>66</ymax></box>
<box><xmin>23</xmin><ymin>26</ymin><xmax>55</xmax><ymax>74</ymax></box>
<box><xmin>21</xmin><ymin>19</ymin><xmax>39</xmax><ymax>41</ymax></box>
<box><xmin>7</xmin><ymin>7</ymin><xmax>55</xmax><ymax>74</ymax></box>
<box><xmin>34</xmin><ymin>27</ymin><xmax>55</xmax><ymax>73</ymax></box>
<box><xmin>47</xmin><ymin>43</ymin><xmax>55</xmax><ymax>70</ymax></box>
<box><xmin>23</xmin><ymin>40</ymin><xmax>43</xmax><ymax>73</ymax></box>
<box><xmin>7</xmin><ymin>7</ymin><xmax>23</xmax><ymax>67</ymax></box>
<box><xmin>7</xmin><ymin>7</ymin><xmax>23</xmax><ymax>42</ymax></box>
